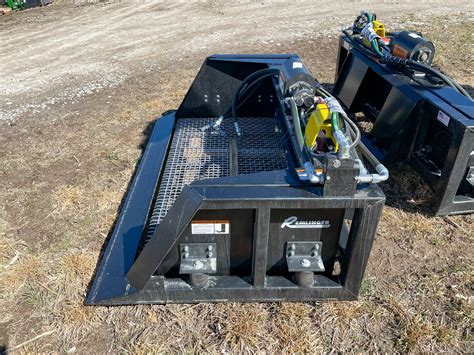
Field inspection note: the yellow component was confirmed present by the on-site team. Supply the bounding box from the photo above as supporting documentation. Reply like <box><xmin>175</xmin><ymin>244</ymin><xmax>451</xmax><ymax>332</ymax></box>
<box><xmin>305</xmin><ymin>104</ymin><xmax>338</xmax><ymax>152</ymax></box>
<box><xmin>372</xmin><ymin>20</ymin><xmax>386</xmax><ymax>37</ymax></box>
<box><xmin>363</xmin><ymin>21</ymin><xmax>386</xmax><ymax>47</ymax></box>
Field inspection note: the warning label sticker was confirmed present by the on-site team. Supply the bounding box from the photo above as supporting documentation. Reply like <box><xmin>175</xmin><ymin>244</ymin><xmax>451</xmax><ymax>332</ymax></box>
<box><xmin>436</xmin><ymin>110</ymin><xmax>450</xmax><ymax>127</ymax></box>
<box><xmin>191</xmin><ymin>220</ymin><xmax>230</xmax><ymax>235</ymax></box>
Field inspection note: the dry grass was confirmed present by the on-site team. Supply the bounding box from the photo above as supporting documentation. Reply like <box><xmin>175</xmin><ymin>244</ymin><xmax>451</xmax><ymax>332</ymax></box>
<box><xmin>0</xmin><ymin>12</ymin><xmax>473</xmax><ymax>353</ymax></box>
<box><xmin>271</xmin><ymin>303</ymin><xmax>318</xmax><ymax>352</ymax></box>
<box><xmin>214</xmin><ymin>303</ymin><xmax>270</xmax><ymax>351</ymax></box>
<box><xmin>1</xmin><ymin>256</ymin><xmax>45</xmax><ymax>298</ymax></box>
<box><xmin>54</xmin><ymin>185</ymin><xmax>83</xmax><ymax>212</ymax></box>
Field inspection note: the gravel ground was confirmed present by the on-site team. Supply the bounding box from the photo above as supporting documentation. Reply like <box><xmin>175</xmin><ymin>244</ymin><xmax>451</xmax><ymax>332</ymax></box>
<box><xmin>0</xmin><ymin>1</ymin><xmax>473</xmax><ymax>353</ymax></box>
<box><xmin>1</xmin><ymin>0</ymin><xmax>472</xmax><ymax>124</ymax></box>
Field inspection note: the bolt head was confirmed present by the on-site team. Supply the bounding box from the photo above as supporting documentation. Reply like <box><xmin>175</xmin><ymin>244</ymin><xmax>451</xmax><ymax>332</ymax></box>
<box><xmin>332</xmin><ymin>160</ymin><xmax>341</xmax><ymax>168</ymax></box>
<box><xmin>193</xmin><ymin>260</ymin><xmax>204</xmax><ymax>269</ymax></box>
<box><xmin>207</xmin><ymin>252</ymin><xmax>213</xmax><ymax>258</ymax></box>
<box><xmin>288</xmin><ymin>250</ymin><xmax>295</xmax><ymax>257</ymax></box>
<box><xmin>300</xmin><ymin>258</ymin><xmax>311</xmax><ymax>268</ymax></box>
<box><xmin>207</xmin><ymin>245</ymin><xmax>213</xmax><ymax>252</ymax></box>
<box><xmin>183</xmin><ymin>252</ymin><xmax>189</xmax><ymax>259</ymax></box>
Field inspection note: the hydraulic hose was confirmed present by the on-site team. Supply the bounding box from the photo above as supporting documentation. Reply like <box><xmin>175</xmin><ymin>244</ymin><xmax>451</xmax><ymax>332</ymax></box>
<box><xmin>406</xmin><ymin>61</ymin><xmax>472</xmax><ymax>100</ymax></box>
<box><xmin>368</xmin><ymin>34</ymin><xmax>469</xmax><ymax>98</ymax></box>
<box><xmin>289</xmin><ymin>97</ymin><xmax>305</xmax><ymax>153</ymax></box>
<box><xmin>288</xmin><ymin>97</ymin><xmax>322</xmax><ymax>184</ymax></box>
<box><xmin>202</xmin><ymin>68</ymin><xmax>280</xmax><ymax>134</ymax></box>
<box><xmin>341</xmin><ymin>111</ymin><xmax>361</xmax><ymax>148</ymax></box>
<box><xmin>330</xmin><ymin>111</ymin><xmax>350</xmax><ymax>158</ymax></box>
<box><xmin>357</xmin><ymin>142</ymin><xmax>389</xmax><ymax>183</ymax></box>
<box><xmin>316</xmin><ymin>86</ymin><xmax>362</xmax><ymax>152</ymax></box>
<box><xmin>232</xmin><ymin>71</ymin><xmax>279</xmax><ymax>135</ymax></box>
<box><xmin>324</xmin><ymin>96</ymin><xmax>361</xmax><ymax>151</ymax></box>
<box><xmin>371</xmin><ymin>39</ymin><xmax>384</xmax><ymax>57</ymax></box>
<box><xmin>331</xmin><ymin>111</ymin><xmax>340</xmax><ymax>131</ymax></box>
<box><xmin>233</xmin><ymin>68</ymin><xmax>280</xmax><ymax>99</ymax></box>
<box><xmin>343</xmin><ymin>28</ymin><xmax>472</xmax><ymax>100</ymax></box>
<box><xmin>342</xmin><ymin>29</ymin><xmax>378</xmax><ymax>59</ymax></box>
<box><xmin>345</xmin><ymin>124</ymin><xmax>389</xmax><ymax>184</ymax></box>
<box><xmin>225</xmin><ymin>77</ymin><xmax>267</xmax><ymax>118</ymax></box>
<box><xmin>312</xmin><ymin>88</ymin><xmax>364</xmax><ymax>165</ymax></box>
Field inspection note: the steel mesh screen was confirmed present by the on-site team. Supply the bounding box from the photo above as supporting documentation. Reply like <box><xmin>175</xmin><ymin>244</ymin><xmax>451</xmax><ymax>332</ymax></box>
<box><xmin>145</xmin><ymin>116</ymin><xmax>287</xmax><ymax>242</ymax></box>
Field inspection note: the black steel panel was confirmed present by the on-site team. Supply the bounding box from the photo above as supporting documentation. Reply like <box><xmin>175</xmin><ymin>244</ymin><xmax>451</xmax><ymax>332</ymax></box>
<box><xmin>156</xmin><ymin>209</ymin><xmax>256</xmax><ymax>278</ymax></box>
<box><xmin>251</xmin><ymin>208</ymin><xmax>271</xmax><ymax>286</ymax></box>
<box><xmin>96</xmin><ymin>275</ymin><xmax>348</xmax><ymax>305</ymax></box>
<box><xmin>334</xmin><ymin>36</ymin><xmax>474</xmax><ymax>215</ymax></box>
<box><xmin>126</xmin><ymin>185</ymin><xmax>204</xmax><ymax>290</ymax></box>
<box><xmin>86</xmin><ymin>114</ymin><xmax>175</xmax><ymax>304</ymax></box>
<box><xmin>340</xmin><ymin>201</ymin><xmax>384</xmax><ymax>297</ymax></box>
<box><xmin>176</xmin><ymin>59</ymin><xmax>276</xmax><ymax>119</ymax></box>
<box><xmin>266</xmin><ymin>209</ymin><xmax>345</xmax><ymax>276</ymax></box>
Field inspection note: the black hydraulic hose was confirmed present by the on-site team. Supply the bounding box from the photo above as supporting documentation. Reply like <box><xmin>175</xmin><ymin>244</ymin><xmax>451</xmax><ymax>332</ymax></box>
<box><xmin>405</xmin><ymin>60</ymin><xmax>460</xmax><ymax>92</ymax></box>
<box><xmin>232</xmin><ymin>72</ymin><xmax>279</xmax><ymax>118</ymax></box>
<box><xmin>218</xmin><ymin>69</ymin><xmax>279</xmax><ymax>120</ymax></box>
<box><xmin>221</xmin><ymin>77</ymin><xmax>266</xmax><ymax>119</ymax></box>
<box><xmin>343</xmin><ymin>29</ymin><xmax>472</xmax><ymax>100</ymax></box>
<box><xmin>202</xmin><ymin>69</ymin><xmax>280</xmax><ymax>134</ymax></box>
<box><xmin>235</xmin><ymin>80</ymin><xmax>264</xmax><ymax>111</ymax></box>
<box><xmin>407</xmin><ymin>61</ymin><xmax>472</xmax><ymax>100</ymax></box>
<box><xmin>232</xmin><ymin>68</ymin><xmax>280</xmax><ymax>112</ymax></box>
<box><xmin>231</xmin><ymin>69</ymin><xmax>280</xmax><ymax>133</ymax></box>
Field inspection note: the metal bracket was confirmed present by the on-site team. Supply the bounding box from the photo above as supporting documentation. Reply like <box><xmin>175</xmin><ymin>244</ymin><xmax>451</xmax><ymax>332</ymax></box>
<box><xmin>286</xmin><ymin>241</ymin><xmax>325</xmax><ymax>272</ymax></box>
<box><xmin>179</xmin><ymin>243</ymin><xmax>217</xmax><ymax>274</ymax></box>
<box><xmin>466</xmin><ymin>166</ymin><xmax>474</xmax><ymax>186</ymax></box>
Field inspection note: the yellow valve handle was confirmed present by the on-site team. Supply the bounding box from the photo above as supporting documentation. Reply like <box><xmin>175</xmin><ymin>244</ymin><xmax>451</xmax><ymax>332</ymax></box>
<box><xmin>304</xmin><ymin>104</ymin><xmax>339</xmax><ymax>152</ymax></box>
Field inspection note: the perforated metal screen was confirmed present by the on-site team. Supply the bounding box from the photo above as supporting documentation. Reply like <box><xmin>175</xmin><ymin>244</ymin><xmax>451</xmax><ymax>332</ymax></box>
<box><xmin>145</xmin><ymin>117</ymin><xmax>287</xmax><ymax>242</ymax></box>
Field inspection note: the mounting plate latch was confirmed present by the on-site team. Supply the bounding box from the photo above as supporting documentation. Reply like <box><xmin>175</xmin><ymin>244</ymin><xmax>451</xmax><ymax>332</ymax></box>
<box><xmin>286</xmin><ymin>241</ymin><xmax>325</xmax><ymax>272</ymax></box>
<box><xmin>179</xmin><ymin>243</ymin><xmax>217</xmax><ymax>274</ymax></box>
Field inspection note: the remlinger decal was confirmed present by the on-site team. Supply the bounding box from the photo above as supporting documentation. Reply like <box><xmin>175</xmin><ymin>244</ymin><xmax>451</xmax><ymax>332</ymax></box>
<box><xmin>281</xmin><ymin>216</ymin><xmax>331</xmax><ymax>229</ymax></box>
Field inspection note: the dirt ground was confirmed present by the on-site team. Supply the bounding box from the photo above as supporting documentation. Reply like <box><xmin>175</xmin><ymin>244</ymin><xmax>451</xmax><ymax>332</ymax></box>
<box><xmin>1</xmin><ymin>1</ymin><xmax>473</xmax><ymax>353</ymax></box>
